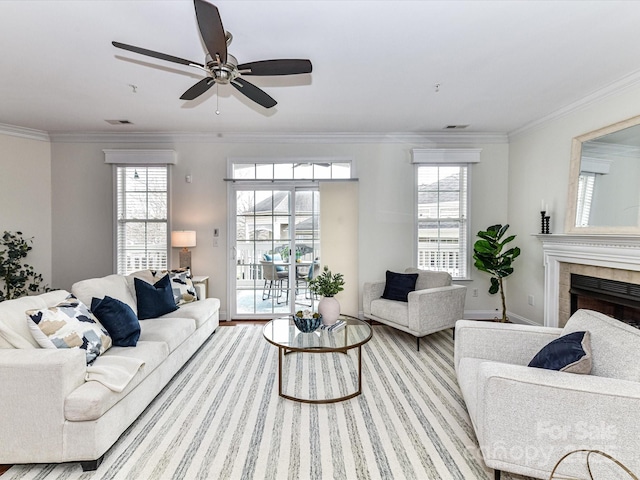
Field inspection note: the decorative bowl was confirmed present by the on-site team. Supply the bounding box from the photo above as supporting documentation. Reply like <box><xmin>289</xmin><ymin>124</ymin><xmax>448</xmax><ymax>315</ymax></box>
<box><xmin>292</xmin><ymin>314</ymin><xmax>323</xmax><ymax>333</ymax></box>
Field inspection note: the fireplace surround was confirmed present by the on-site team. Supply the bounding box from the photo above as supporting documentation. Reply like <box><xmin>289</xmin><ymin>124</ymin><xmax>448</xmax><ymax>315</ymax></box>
<box><xmin>538</xmin><ymin>234</ymin><xmax>640</xmax><ymax>327</ymax></box>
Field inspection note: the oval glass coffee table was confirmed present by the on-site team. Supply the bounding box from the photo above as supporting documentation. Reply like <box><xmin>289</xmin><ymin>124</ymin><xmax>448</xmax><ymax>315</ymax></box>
<box><xmin>263</xmin><ymin>315</ymin><xmax>372</xmax><ymax>404</ymax></box>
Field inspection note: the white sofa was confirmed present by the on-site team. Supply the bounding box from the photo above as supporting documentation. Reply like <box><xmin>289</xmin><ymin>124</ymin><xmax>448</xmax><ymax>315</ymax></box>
<box><xmin>455</xmin><ymin>309</ymin><xmax>640</xmax><ymax>479</ymax></box>
<box><xmin>363</xmin><ymin>268</ymin><xmax>467</xmax><ymax>350</ymax></box>
<box><xmin>0</xmin><ymin>271</ymin><xmax>220</xmax><ymax>470</ymax></box>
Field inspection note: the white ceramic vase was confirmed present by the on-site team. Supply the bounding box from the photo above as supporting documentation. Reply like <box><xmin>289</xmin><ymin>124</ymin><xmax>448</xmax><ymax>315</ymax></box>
<box><xmin>318</xmin><ymin>296</ymin><xmax>340</xmax><ymax>325</ymax></box>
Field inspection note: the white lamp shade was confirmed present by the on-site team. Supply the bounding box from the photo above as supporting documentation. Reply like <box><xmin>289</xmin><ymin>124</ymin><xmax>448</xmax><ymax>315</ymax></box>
<box><xmin>171</xmin><ymin>230</ymin><xmax>197</xmax><ymax>248</ymax></box>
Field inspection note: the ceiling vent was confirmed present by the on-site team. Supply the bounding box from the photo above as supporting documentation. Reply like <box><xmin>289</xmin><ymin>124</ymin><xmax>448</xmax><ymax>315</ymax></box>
<box><xmin>105</xmin><ymin>119</ymin><xmax>133</xmax><ymax>125</ymax></box>
<box><xmin>444</xmin><ymin>124</ymin><xmax>469</xmax><ymax>130</ymax></box>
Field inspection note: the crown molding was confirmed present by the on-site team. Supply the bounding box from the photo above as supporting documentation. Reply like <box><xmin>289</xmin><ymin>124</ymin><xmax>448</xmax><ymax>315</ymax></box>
<box><xmin>47</xmin><ymin>130</ymin><xmax>508</xmax><ymax>145</ymax></box>
<box><xmin>509</xmin><ymin>68</ymin><xmax>640</xmax><ymax>138</ymax></box>
<box><xmin>0</xmin><ymin>123</ymin><xmax>50</xmax><ymax>142</ymax></box>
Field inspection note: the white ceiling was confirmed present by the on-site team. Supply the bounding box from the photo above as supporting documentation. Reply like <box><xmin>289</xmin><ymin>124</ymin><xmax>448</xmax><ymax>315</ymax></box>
<box><xmin>2</xmin><ymin>0</ymin><xmax>640</xmax><ymax>136</ymax></box>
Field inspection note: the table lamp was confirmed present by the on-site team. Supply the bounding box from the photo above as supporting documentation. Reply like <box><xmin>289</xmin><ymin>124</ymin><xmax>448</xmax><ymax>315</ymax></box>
<box><xmin>171</xmin><ymin>230</ymin><xmax>196</xmax><ymax>269</ymax></box>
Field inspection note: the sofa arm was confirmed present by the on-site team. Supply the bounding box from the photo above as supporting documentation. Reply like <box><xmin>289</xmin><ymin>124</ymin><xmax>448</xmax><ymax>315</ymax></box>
<box><xmin>454</xmin><ymin>320</ymin><xmax>561</xmax><ymax>372</ymax></box>
<box><xmin>362</xmin><ymin>281</ymin><xmax>385</xmax><ymax>315</ymax></box>
<box><xmin>474</xmin><ymin>362</ymin><xmax>640</xmax><ymax>477</ymax></box>
<box><xmin>407</xmin><ymin>285</ymin><xmax>466</xmax><ymax>335</ymax></box>
<box><xmin>0</xmin><ymin>348</ymin><xmax>87</xmax><ymax>463</ymax></box>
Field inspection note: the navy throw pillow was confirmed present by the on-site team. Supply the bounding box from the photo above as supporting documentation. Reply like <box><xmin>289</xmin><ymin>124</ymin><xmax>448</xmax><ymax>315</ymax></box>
<box><xmin>134</xmin><ymin>275</ymin><xmax>179</xmax><ymax>320</ymax></box>
<box><xmin>382</xmin><ymin>270</ymin><xmax>419</xmax><ymax>302</ymax></box>
<box><xmin>528</xmin><ymin>331</ymin><xmax>592</xmax><ymax>374</ymax></box>
<box><xmin>91</xmin><ymin>296</ymin><xmax>140</xmax><ymax>347</ymax></box>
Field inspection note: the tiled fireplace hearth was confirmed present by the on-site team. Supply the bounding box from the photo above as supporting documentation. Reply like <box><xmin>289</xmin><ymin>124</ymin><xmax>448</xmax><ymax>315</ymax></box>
<box><xmin>539</xmin><ymin>234</ymin><xmax>640</xmax><ymax>327</ymax></box>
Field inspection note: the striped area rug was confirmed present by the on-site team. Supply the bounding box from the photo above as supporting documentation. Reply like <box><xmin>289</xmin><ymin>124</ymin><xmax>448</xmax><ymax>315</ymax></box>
<box><xmin>5</xmin><ymin>325</ymin><xmax>529</xmax><ymax>480</ymax></box>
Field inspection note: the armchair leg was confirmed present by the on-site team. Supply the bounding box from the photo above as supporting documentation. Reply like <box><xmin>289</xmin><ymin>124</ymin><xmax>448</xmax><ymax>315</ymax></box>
<box><xmin>81</xmin><ymin>455</ymin><xmax>104</xmax><ymax>471</ymax></box>
<box><xmin>494</xmin><ymin>469</ymin><xmax>500</xmax><ymax>480</ymax></box>
<box><xmin>416</xmin><ymin>336</ymin><xmax>420</xmax><ymax>351</ymax></box>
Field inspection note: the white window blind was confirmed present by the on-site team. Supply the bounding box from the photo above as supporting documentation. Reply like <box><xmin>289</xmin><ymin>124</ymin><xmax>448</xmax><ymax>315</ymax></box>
<box><xmin>576</xmin><ymin>173</ymin><xmax>596</xmax><ymax>227</ymax></box>
<box><xmin>416</xmin><ymin>165</ymin><xmax>469</xmax><ymax>279</ymax></box>
<box><xmin>115</xmin><ymin>166</ymin><xmax>169</xmax><ymax>275</ymax></box>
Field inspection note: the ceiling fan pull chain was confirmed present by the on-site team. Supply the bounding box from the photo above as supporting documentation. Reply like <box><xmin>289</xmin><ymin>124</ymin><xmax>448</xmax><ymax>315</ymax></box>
<box><xmin>215</xmin><ymin>83</ymin><xmax>220</xmax><ymax>115</ymax></box>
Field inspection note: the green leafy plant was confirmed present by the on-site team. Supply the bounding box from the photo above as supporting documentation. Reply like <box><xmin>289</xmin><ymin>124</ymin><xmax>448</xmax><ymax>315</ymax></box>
<box><xmin>473</xmin><ymin>224</ymin><xmax>520</xmax><ymax>322</ymax></box>
<box><xmin>0</xmin><ymin>231</ymin><xmax>49</xmax><ymax>302</ymax></box>
<box><xmin>308</xmin><ymin>265</ymin><xmax>345</xmax><ymax>297</ymax></box>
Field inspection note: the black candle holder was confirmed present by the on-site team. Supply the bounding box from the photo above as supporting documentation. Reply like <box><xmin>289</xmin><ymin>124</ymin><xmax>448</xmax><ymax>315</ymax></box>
<box><xmin>540</xmin><ymin>211</ymin><xmax>551</xmax><ymax>234</ymax></box>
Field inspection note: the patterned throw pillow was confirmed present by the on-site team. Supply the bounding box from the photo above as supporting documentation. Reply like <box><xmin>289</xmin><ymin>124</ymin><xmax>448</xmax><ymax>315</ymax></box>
<box><xmin>26</xmin><ymin>294</ymin><xmax>112</xmax><ymax>364</ymax></box>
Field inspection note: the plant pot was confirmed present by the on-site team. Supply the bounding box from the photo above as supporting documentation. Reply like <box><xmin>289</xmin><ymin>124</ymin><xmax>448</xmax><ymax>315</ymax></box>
<box><xmin>318</xmin><ymin>296</ymin><xmax>340</xmax><ymax>325</ymax></box>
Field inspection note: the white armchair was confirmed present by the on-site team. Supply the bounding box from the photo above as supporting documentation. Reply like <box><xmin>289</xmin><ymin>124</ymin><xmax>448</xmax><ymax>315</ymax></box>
<box><xmin>455</xmin><ymin>309</ymin><xmax>640</xmax><ymax>479</ymax></box>
<box><xmin>363</xmin><ymin>268</ymin><xmax>466</xmax><ymax>350</ymax></box>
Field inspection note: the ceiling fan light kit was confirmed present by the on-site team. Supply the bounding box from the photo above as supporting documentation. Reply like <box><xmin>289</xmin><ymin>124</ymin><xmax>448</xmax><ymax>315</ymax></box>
<box><xmin>112</xmin><ymin>0</ymin><xmax>312</xmax><ymax>110</ymax></box>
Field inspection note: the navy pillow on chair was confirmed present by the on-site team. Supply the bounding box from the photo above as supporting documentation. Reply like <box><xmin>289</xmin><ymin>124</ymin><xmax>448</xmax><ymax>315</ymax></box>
<box><xmin>528</xmin><ymin>331</ymin><xmax>592</xmax><ymax>374</ymax></box>
<box><xmin>91</xmin><ymin>296</ymin><xmax>140</xmax><ymax>347</ymax></box>
<box><xmin>134</xmin><ymin>275</ymin><xmax>179</xmax><ymax>320</ymax></box>
<box><xmin>382</xmin><ymin>270</ymin><xmax>419</xmax><ymax>302</ymax></box>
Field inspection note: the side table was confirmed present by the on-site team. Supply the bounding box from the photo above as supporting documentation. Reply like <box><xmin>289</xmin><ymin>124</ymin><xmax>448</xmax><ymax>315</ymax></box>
<box><xmin>191</xmin><ymin>275</ymin><xmax>209</xmax><ymax>299</ymax></box>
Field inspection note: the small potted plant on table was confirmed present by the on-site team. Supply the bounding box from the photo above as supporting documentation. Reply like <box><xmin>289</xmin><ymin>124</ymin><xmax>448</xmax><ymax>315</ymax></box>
<box><xmin>308</xmin><ymin>265</ymin><xmax>345</xmax><ymax>325</ymax></box>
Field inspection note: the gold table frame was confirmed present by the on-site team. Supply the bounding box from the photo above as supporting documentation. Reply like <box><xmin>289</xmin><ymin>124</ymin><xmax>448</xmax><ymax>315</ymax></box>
<box><xmin>263</xmin><ymin>315</ymin><xmax>373</xmax><ymax>404</ymax></box>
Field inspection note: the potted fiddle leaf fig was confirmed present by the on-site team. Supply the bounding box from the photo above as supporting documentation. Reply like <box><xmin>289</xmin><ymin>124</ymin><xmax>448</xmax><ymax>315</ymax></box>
<box><xmin>473</xmin><ymin>224</ymin><xmax>520</xmax><ymax>322</ymax></box>
<box><xmin>0</xmin><ymin>231</ymin><xmax>49</xmax><ymax>302</ymax></box>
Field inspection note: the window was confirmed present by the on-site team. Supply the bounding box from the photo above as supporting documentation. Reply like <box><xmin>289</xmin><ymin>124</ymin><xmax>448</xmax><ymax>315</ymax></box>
<box><xmin>115</xmin><ymin>166</ymin><xmax>169</xmax><ymax>275</ymax></box>
<box><xmin>231</xmin><ymin>160</ymin><xmax>351</xmax><ymax>181</ymax></box>
<box><xmin>413</xmin><ymin>148</ymin><xmax>479</xmax><ymax>280</ymax></box>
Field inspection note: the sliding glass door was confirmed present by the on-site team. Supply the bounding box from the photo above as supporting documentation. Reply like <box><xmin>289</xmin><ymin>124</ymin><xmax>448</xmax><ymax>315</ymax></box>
<box><xmin>231</xmin><ymin>187</ymin><xmax>320</xmax><ymax>319</ymax></box>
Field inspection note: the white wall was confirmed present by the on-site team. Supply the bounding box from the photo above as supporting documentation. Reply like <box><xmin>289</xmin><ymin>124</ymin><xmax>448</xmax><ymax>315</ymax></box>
<box><xmin>0</xmin><ymin>132</ymin><xmax>52</xmax><ymax>290</ymax></box>
<box><xmin>507</xmin><ymin>83</ymin><xmax>640</xmax><ymax>325</ymax></box>
<box><xmin>50</xmin><ymin>137</ymin><xmax>509</xmax><ymax>319</ymax></box>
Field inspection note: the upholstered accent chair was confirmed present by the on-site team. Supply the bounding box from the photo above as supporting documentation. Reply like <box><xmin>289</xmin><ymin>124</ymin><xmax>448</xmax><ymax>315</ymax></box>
<box><xmin>455</xmin><ymin>309</ymin><xmax>640</xmax><ymax>479</ymax></box>
<box><xmin>363</xmin><ymin>268</ymin><xmax>467</xmax><ymax>350</ymax></box>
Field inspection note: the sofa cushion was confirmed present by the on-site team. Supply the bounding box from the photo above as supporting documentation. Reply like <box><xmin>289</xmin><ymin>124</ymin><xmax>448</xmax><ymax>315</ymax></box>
<box><xmin>404</xmin><ymin>268</ymin><xmax>452</xmax><ymax>291</ymax></box>
<box><xmin>64</xmin><ymin>340</ymin><xmax>170</xmax><ymax>421</ymax></box>
<box><xmin>134</xmin><ymin>276</ymin><xmax>178</xmax><ymax>320</ymax></box>
<box><xmin>160</xmin><ymin>297</ymin><xmax>220</xmax><ymax>328</ymax></box>
<box><xmin>0</xmin><ymin>290</ymin><xmax>72</xmax><ymax>348</ymax></box>
<box><xmin>91</xmin><ymin>296</ymin><xmax>140</xmax><ymax>347</ymax></box>
<box><xmin>0</xmin><ymin>295</ymin><xmax>47</xmax><ymax>348</ymax></box>
<box><xmin>563</xmin><ymin>309</ymin><xmax>640</xmax><ymax>382</ymax></box>
<box><xmin>528</xmin><ymin>331</ymin><xmax>592</xmax><ymax>374</ymax></box>
<box><xmin>382</xmin><ymin>271</ymin><xmax>418</xmax><ymax>302</ymax></box>
<box><xmin>371</xmin><ymin>298</ymin><xmax>409</xmax><ymax>327</ymax></box>
<box><xmin>72</xmin><ymin>275</ymin><xmax>137</xmax><ymax>315</ymax></box>
<box><xmin>26</xmin><ymin>294</ymin><xmax>112</xmax><ymax>364</ymax></box>
<box><xmin>138</xmin><ymin>317</ymin><xmax>196</xmax><ymax>352</ymax></box>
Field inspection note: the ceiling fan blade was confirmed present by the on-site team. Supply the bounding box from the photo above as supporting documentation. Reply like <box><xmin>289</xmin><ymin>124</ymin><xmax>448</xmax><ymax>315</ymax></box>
<box><xmin>180</xmin><ymin>78</ymin><xmax>215</xmax><ymax>100</ymax></box>
<box><xmin>112</xmin><ymin>41</ymin><xmax>203</xmax><ymax>68</ymax></box>
<box><xmin>193</xmin><ymin>0</ymin><xmax>227</xmax><ymax>64</ymax></box>
<box><xmin>231</xmin><ymin>78</ymin><xmax>277</xmax><ymax>109</ymax></box>
<box><xmin>238</xmin><ymin>59</ymin><xmax>313</xmax><ymax>76</ymax></box>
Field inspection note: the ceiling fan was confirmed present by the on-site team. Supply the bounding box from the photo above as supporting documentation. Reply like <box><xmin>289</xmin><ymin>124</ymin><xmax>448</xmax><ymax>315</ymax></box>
<box><xmin>112</xmin><ymin>0</ymin><xmax>312</xmax><ymax>109</ymax></box>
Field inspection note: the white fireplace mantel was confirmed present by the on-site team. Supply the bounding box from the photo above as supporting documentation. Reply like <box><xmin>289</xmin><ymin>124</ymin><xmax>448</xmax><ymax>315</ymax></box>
<box><xmin>537</xmin><ymin>234</ymin><xmax>640</xmax><ymax>327</ymax></box>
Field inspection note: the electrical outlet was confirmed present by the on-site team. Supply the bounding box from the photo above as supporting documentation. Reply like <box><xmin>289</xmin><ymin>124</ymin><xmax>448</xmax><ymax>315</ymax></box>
<box><xmin>528</xmin><ymin>294</ymin><xmax>535</xmax><ymax>306</ymax></box>
<box><xmin>472</xmin><ymin>288</ymin><xmax>478</xmax><ymax>297</ymax></box>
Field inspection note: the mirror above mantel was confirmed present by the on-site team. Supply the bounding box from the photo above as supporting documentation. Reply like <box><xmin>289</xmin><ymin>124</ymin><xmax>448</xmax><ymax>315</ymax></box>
<box><xmin>566</xmin><ymin>114</ymin><xmax>640</xmax><ymax>235</ymax></box>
